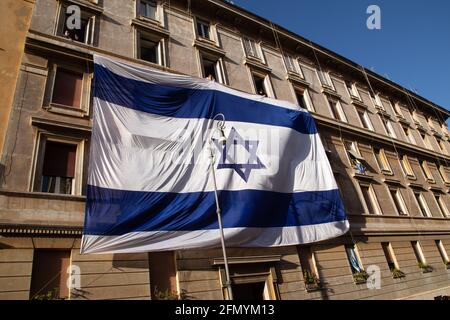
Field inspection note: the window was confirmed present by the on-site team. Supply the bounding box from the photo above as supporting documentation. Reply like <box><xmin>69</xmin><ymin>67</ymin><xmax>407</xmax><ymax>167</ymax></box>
<box><xmin>402</xmin><ymin>125</ymin><xmax>416</xmax><ymax>144</ymax></box>
<box><xmin>225</xmin><ymin>264</ymin><xmax>278</xmax><ymax>300</ymax></box>
<box><xmin>297</xmin><ymin>246</ymin><xmax>320</xmax><ymax>287</ymax></box>
<box><xmin>40</xmin><ymin>141</ymin><xmax>76</xmax><ymax>195</ymax></box>
<box><xmin>438</xmin><ymin>165</ymin><xmax>450</xmax><ymax>184</ymax></box>
<box><xmin>137</xmin><ymin>32</ymin><xmax>164</xmax><ymax>65</ymax></box>
<box><xmin>328</xmin><ymin>99</ymin><xmax>346</xmax><ymax>122</ymax></box>
<box><xmin>382</xmin><ymin>119</ymin><xmax>397</xmax><ymax>138</ymax></box>
<box><xmin>400</xmin><ymin>155</ymin><xmax>415</xmax><ymax>178</ymax></box>
<box><xmin>357</xmin><ymin>108</ymin><xmax>373</xmax><ymax>130</ymax></box>
<box><xmin>318</xmin><ymin>70</ymin><xmax>334</xmax><ymax>89</ymax></box>
<box><xmin>381</xmin><ymin>242</ymin><xmax>400</xmax><ymax>272</ymax></box>
<box><xmin>420</xmin><ymin>161</ymin><xmax>435</xmax><ymax>182</ymax></box>
<box><xmin>294</xmin><ymin>88</ymin><xmax>313</xmax><ymax>111</ymax></box>
<box><xmin>374</xmin><ymin>148</ymin><xmax>392</xmax><ymax>173</ymax></box>
<box><xmin>420</xmin><ymin>132</ymin><xmax>431</xmax><ymax>149</ymax></box>
<box><xmin>51</xmin><ymin>68</ymin><xmax>83</xmax><ymax>109</ymax></box>
<box><xmin>196</xmin><ymin>18</ymin><xmax>210</xmax><ymax>39</ymax></box>
<box><xmin>436</xmin><ymin>240</ymin><xmax>449</xmax><ymax>264</ymax></box>
<box><xmin>148</xmin><ymin>252</ymin><xmax>178</xmax><ymax>299</ymax></box>
<box><xmin>344</xmin><ymin>141</ymin><xmax>366</xmax><ymax>173</ymax></box>
<box><xmin>438</xmin><ymin>139</ymin><xmax>447</xmax><ymax>154</ymax></box>
<box><xmin>284</xmin><ymin>53</ymin><xmax>301</xmax><ymax>75</ymax></box>
<box><xmin>359</xmin><ymin>183</ymin><xmax>382</xmax><ymax>215</ymax></box>
<box><xmin>233</xmin><ymin>282</ymin><xmax>267</xmax><ymax>300</ymax></box>
<box><xmin>345</xmin><ymin>245</ymin><xmax>364</xmax><ymax>274</ymax></box>
<box><xmin>243</xmin><ymin>37</ymin><xmax>260</xmax><ymax>60</ymax></box>
<box><xmin>200</xmin><ymin>54</ymin><xmax>226</xmax><ymax>84</ymax></box>
<box><xmin>252</xmin><ymin>73</ymin><xmax>271</xmax><ymax>97</ymax></box>
<box><xmin>369</xmin><ymin>91</ymin><xmax>383</xmax><ymax>108</ymax></box>
<box><xmin>389</xmin><ymin>188</ymin><xmax>409</xmax><ymax>216</ymax></box>
<box><xmin>139</xmin><ymin>0</ymin><xmax>157</xmax><ymax>20</ymax></box>
<box><xmin>390</xmin><ymin>100</ymin><xmax>403</xmax><ymax>118</ymax></box>
<box><xmin>30</xmin><ymin>250</ymin><xmax>71</xmax><ymax>300</ymax></box>
<box><xmin>414</xmin><ymin>192</ymin><xmax>432</xmax><ymax>217</ymax></box>
<box><xmin>434</xmin><ymin>194</ymin><xmax>449</xmax><ymax>217</ymax></box>
<box><xmin>345</xmin><ymin>81</ymin><xmax>360</xmax><ymax>100</ymax></box>
<box><xmin>58</xmin><ymin>6</ymin><xmax>95</xmax><ymax>45</ymax></box>
<box><xmin>32</xmin><ymin>133</ymin><xmax>84</xmax><ymax>196</ymax></box>
<box><xmin>411</xmin><ymin>241</ymin><xmax>427</xmax><ymax>265</ymax></box>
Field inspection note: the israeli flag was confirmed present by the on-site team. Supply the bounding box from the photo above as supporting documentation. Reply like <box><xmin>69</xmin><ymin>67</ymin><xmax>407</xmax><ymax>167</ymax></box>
<box><xmin>80</xmin><ymin>55</ymin><xmax>349</xmax><ymax>254</ymax></box>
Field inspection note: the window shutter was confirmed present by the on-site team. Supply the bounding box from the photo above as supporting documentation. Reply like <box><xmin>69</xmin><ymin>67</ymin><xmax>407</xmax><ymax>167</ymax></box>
<box><xmin>42</xmin><ymin>142</ymin><xmax>77</xmax><ymax>178</ymax></box>
<box><xmin>51</xmin><ymin>68</ymin><xmax>83</xmax><ymax>108</ymax></box>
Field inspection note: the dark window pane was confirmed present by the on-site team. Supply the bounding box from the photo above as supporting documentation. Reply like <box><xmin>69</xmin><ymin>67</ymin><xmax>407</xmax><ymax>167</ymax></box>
<box><xmin>30</xmin><ymin>250</ymin><xmax>71</xmax><ymax>300</ymax></box>
<box><xmin>202</xmin><ymin>57</ymin><xmax>217</xmax><ymax>80</ymax></box>
<box><xmin>149</xmin><ymin>252</ymin><xmax>177</xmax><ymax>299</ymax></box>
<box><xmin>140</xmin><ymin>38</ymin><xmax>158</xmax><ymax>63</ymax></box>
<box><xmin>197</xmin><ymin>21</ymin><xmax>209</xmax><ymax>39</ymax></box>
<box><xmin>232</xmin><ymin>282</ymin><xmax>265</xmax><ymax>300</ymax></box>
<box><xmin>42</xmin><ymin>142</ymin><xmax>76</xmax><ymax>178</ymax></box>
<box><xmin>41</xmin><ymin>141</ymin><xmax>76</xmax><ymax>195</ymax></box>
<box><xmin>253</xmin><ymin>74</ymin><xmax>267</xmax><ymax>96</ymax></box>
<box><xmin>296</xmin><ymin>91</ymin><xmax>307</xmax><ymax>109</ymax></box>
<box><xmin>51</xmin><ymin>68</ymin><xmax>83</xmax><ymax>108</ymax></box>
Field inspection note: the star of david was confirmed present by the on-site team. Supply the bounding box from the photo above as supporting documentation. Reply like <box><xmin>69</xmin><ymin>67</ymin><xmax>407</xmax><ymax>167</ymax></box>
<box><xmin>212</xmin><ymin>127</ymin><xmax>265</xmax><ymax>182</ymax></box>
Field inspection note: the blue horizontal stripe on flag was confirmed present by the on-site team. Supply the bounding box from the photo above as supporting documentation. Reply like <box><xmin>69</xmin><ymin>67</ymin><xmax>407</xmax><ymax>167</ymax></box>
<box><xmin>83</xmin><ymin>185</ymin><xmax>346</xmax><ymax>235</ymax></box>
<box><xmin>93</xmin><ymin>64</ymin><xmax>318</xmax><ymax>135</ymax></box>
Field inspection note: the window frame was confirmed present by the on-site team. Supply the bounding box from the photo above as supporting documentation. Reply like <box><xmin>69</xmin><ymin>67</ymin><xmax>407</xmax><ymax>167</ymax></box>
<box><xmin>356</xmin><ymin>107</ymin><xmax>374</xmax><ymax>131</ymax></box>
<box><xmin>293</xmin><ymin>86</ymin><xmax>314</xmax><ymax>112</ymax></box>
<box><xmin>317</xmin><ymin>69</ymin><xmax>335</xmax><ymax>90</ymax></box>
<box><xmin>297</xmin><ymin>245</ymin><xmax>320</xmax><ymax>285</ymax></box>
<box><xmin>399</xmin><ymin>155</ymin><xmax>416</xmax><ymax>178</ymax></box>
<box><xmin>420</xmin><ymin>132</ymin><xmax>432</xmax><ymax>149</ymax></box>
<box><xmin>414</xmin><ymin>191</ymin><xmax>432</xmax><ymax>217</ymax></box>
<box><xmin>283</xmin><ymin>53</ymin><xmax>303</xmax><ymax>77</ymax></box>
<box><xmin>411</xmin><ymin>241</ymin><xmax>427</xmax><ymax>265</ymax></box>
<box><xmin>420</xmin><ymin>161</ymin><xmax>435</xmax><ymax>182</ymax></box>
<box><xmin>345</xmin><ymin>81</ymin><xmax>361</xmax><ymax>100</ymax></box>
<box><xmin>438</xmin><ymin>139</ymin><xmax>448</xmax><ymax>155</ymax></box>
<box><xmin>328</xmin><ymin>98</ymin><xmax>347</xmax><ymax>122</ymax></box>
<box><xmin>43</xmin><ymin>63</ymin><xmax>92</xmax><ymax>117</ymax></box>
<box><xmin>438</xmin><ymin>165</ymin><xmax>450</xmax><ymax>184</ymax></box>
<box><xmin>433</xmin><ymin>193</ymin><xmax>449</xmax><ymax>217</ymax></box>
<box><xmin>374</xmin><ymin>148</ymin><xmax>392</xmax><ymax>174</ymax></box>
<box><xmin>30</xmin><ymin>132</ymin><xmax>85</xmax><ymax>196</ymax></box>
<box><xmin>382</xmin><ymin>242</ymin><xmax>400</xmax><ymax>271</ymax></box>
<box><xmin>242</xmin><ymin>36</ymin><xmax>262</xmax><ymax>61</ymax></box>
<box><xmin>135</xmin><ymin>29</ymin><xmax>167</xmax><ymax>66</ymax></box>
<box><xmin>198</xmin><ymin>52</ymin><xmax>227</xmax><ymax>84</ymax></box>
<box><xmin>345</xmin><ymin>244</ymin><xmax>365</xmax><ymax>274</ymax></box>
<box><xmin>370</xmin><ymin>92</ymin><xmax>383</xmax><ymax>109</ymax></box>
<box><xmin>249</xmin><ymin>70</ymin><xmax>274</xmax><ymax>98</ymax></box>
<box><xmin>390</xmin><ymin>100</ymin><xmax>404</xmax><ymax>118</ymax></box>
<box><xmin>30</xmin><ymin>249</ymin><xmax>72</xmax><ymax>300</ymax></box>
<box><xmin>389</xmin><ymin>187</ymin><xmax>409</xmax><ymax>216</ymax></box>
<box><xmin>383</xmin><ymin>119</ymin><xmax>397</xmax><ymax>138</ymax></box>
<box><xmin>359</xmin><ymin>182</ymin><xmax>382</xmax><ymax>215</ymax></box>
<box><xmin>194</xmin><ymin>17</ymin><xmax>212</xmax><ymax>40</ymax></box>
<box><xmin>55</xmin><ymin>2</ymin><xmax>97</xmax><ymax>45</ymax></box>
<box><xmin>137</xmin><ymin>0</ymin><xmax>158</xmax><ymax>21</ymax></box>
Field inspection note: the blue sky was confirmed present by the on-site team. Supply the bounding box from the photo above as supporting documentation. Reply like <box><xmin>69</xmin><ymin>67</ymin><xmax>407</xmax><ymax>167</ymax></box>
<box><xmin>232</xmin><ymin>0</ymin><xmax>450</xmax><ymax>110</ymax></box>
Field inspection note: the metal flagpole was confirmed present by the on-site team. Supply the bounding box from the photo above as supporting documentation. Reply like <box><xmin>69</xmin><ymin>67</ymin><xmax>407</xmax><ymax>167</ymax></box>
<box><xmin>209</xmin><ymin>114</ymin><xmax>234</xmax><ymax>300</ymax></box>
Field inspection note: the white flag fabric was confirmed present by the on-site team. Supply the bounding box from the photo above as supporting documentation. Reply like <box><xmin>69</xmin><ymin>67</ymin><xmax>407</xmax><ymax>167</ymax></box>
<box><xmin>80</xmin><ymin>55</ymin><xmax>349</xmax><ymax>254</ymax></box>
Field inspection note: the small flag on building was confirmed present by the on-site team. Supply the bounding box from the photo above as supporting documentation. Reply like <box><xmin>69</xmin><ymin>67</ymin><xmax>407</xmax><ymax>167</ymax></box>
<box><xmin>80</xmin><ymin>55</ymin><xmax>349</xmax><ymax>254</ymax></box>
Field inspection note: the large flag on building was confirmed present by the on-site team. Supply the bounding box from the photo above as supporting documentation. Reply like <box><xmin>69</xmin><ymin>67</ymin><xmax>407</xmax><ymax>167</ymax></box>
<box><xmin>80</xmin><ymin>55</ymin><xmax>349</xmax><ymax>254</ymax></box>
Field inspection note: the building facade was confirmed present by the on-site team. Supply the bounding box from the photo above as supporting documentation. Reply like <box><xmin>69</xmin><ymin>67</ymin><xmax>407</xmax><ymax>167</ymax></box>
<box><xmin>1</xmin><ymin>0</ymin><xmax>450</xmax><ymax>300</ymax></box>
